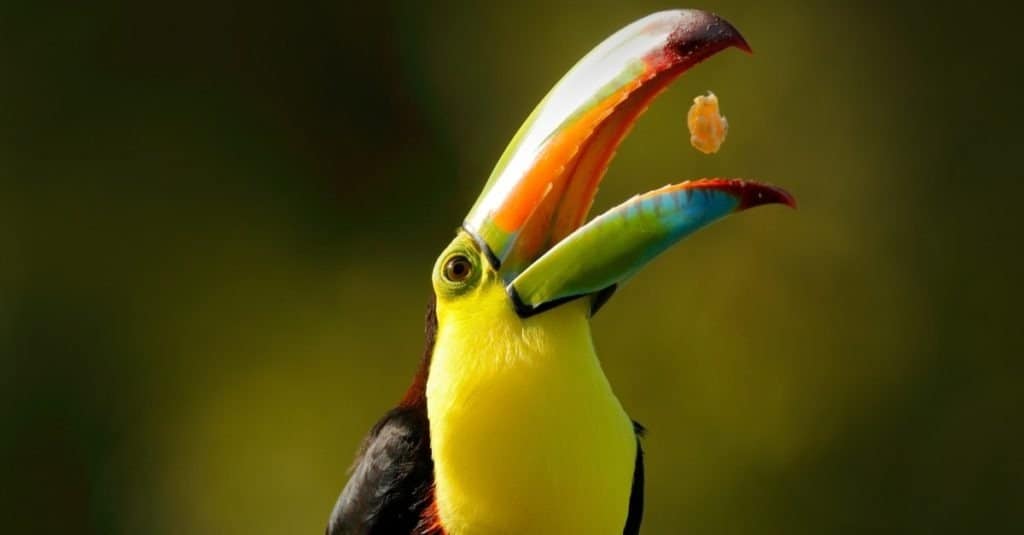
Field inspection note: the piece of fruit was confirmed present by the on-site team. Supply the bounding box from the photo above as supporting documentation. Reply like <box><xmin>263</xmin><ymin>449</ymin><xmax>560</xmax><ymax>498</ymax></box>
<box><xmin>687</xmin><ymin>91</ymin><xmax>728</xmax><ymax>154</ymax></box>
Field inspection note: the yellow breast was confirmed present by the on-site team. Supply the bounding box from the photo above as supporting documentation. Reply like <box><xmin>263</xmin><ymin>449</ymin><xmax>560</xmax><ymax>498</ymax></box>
<box><xmin>426</xmin><ymin>283</ymin><xmax>636</xmax><ymax>535</ymax></box>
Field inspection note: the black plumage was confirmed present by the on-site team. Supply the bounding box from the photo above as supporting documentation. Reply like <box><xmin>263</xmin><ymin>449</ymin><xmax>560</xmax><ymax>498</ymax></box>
<box><xmin>326</xmin><ymin>406</ymin><xmax>436</xmax><ymax>535</ymax></box>
<box><xmin>624</xmin><ymin>424</ymin><xmax>646</xmax><ymax>535</ymax></box>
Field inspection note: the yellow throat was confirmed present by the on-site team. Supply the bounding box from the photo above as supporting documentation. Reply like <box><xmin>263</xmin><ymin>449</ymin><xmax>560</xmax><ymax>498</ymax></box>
<box><xmin>426</xmin><ymin>235</ymin><xmax>636</xmax><ymax>534</ymax></box>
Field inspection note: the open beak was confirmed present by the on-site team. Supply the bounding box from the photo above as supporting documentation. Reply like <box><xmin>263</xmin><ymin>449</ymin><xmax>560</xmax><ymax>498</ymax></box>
<box><xmin>462</xmin><ymin>10</ymin><xmax>795</xmax><ymax>318</ymax></box>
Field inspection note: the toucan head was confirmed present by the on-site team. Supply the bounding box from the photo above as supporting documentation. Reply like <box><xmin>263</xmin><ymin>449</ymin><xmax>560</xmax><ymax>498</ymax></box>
<box><xmin>432</xmin><ymin>10</ymin><xmax>794</xmax><ymax>321</ymax></box>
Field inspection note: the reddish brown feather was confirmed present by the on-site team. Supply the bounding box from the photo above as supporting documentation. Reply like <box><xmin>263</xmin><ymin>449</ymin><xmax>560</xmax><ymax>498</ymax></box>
<box><xmin>400</xmin><ymin>296</ymin><xmax>437</xmax><ymax>408</ymax></box>
<box><xmin>416</xmin><ymin>487</ymin><xmax>447</xmax><ymax>535</ymax></box>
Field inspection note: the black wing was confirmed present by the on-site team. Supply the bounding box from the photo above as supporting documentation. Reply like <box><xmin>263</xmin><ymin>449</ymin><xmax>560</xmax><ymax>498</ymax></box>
<box><xmin>326</xmin><ymin>407</ymin><xmax>434</xmax><ymax>535</ymax></box>
<box><xmin>623</xmin><ymin>421</ymin><xmax>646</xmax><ymax>535</ymax></box>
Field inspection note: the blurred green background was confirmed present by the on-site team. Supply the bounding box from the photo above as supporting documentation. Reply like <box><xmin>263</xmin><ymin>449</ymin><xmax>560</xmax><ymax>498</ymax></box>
<box><xmin>3</xmin><ymin>1</ymin><xmax>1022</xmax><ymax>533</ymax></box>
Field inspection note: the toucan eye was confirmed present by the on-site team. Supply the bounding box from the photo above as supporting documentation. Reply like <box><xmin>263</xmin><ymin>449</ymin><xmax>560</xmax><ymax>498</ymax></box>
<box><xmin>444</xmin><ymin>255</ymin><xmax>473</xmax><ymax>282</ymax></box>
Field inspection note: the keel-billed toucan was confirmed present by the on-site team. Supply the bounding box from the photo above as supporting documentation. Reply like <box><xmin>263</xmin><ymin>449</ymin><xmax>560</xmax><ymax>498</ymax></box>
<box><xmin>327</xmin><ymin>10</ymin><xmax>794</xmax><ymax>535</ymax></box>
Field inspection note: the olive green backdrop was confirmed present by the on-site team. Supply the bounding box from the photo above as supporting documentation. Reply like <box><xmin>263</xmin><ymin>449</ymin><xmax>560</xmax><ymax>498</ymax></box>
<box><xmin>3</xmin><ymin>1</ymin><xmax>1022</xmax><ymax>533</ymax></box>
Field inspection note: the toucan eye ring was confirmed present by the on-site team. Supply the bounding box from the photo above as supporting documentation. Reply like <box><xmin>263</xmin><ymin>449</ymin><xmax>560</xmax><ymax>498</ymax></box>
<box><xmin>444</xmin><ymin>255</ymin><xmax>473</xmax><ymax>283</ymax></box>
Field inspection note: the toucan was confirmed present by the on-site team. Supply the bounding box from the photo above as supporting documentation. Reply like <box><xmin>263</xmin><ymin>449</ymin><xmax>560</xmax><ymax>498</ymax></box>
<box><xmin>327</xmin><ymin>10</ymin><xmax>794</xmax><ymax>535</ymax></box>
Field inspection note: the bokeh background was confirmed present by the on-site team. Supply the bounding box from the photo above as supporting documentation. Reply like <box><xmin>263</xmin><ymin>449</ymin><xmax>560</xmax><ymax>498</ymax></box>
<box><xmin>3</xmin><ymin>1</ymin><xmax>1022</xmax><ymax>533</ymax></box>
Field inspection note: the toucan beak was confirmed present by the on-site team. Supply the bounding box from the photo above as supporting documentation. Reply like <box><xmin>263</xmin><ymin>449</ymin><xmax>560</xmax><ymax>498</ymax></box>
<box><xmin>461</xmin><ymin>10</ymin><xmax>794</xmax><ymax>317</ymax></box>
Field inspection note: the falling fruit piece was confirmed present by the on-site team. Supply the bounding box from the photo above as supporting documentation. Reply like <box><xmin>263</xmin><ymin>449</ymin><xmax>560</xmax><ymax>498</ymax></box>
<box><xmin>687</xmin><ymin>91</ymin><xmax>728</xmax><ymax>154</ymax></box>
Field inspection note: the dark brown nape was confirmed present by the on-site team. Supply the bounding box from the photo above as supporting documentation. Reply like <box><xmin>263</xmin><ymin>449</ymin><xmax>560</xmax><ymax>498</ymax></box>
<box><xmin>399</xmin><ymin>295</ymin><xmax>438</xmax><ymax>408</ymax></box>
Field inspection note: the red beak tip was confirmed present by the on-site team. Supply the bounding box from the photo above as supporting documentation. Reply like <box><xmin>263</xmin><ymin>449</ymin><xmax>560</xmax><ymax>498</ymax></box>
<box><xmin>739</xmin><ymin>183</ymin><xmax>797</xmax><ymax>210</ymax></box>
<box><xmin>718</xmin><ymin>17</ymin><xmax>753</xmax><ymax>55</ymax></box>
<box><xmin>665</xmin><ymin>10</ymin><xmax>753</xmax><ymax>62</ymax></box>
<box><xmin>736</xmin><ymin>37</ymin><xmax>754</xmax><ymax>55</ymax></box>
<box><xmin>682</xmin><ymin>178</ymin><xmax>796</xmax><ymax>210</ymax></box>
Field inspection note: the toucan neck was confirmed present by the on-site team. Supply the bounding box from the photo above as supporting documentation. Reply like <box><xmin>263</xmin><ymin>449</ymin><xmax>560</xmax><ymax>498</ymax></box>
<box><xmin>425</xmin><ymin>288</ymin><xmax>636</xmax><ymax>534</ymax></box>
